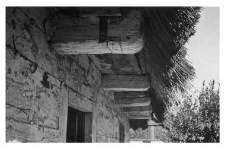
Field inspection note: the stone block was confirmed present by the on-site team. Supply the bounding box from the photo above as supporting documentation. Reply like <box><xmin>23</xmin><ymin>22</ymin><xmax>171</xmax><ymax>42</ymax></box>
<box><xmin>68</xmin><ymin>89</ymin><xmax>93</xmax><ymax>112</ymax></box>
<box><xmin>80</xmin><ymin>84</ymin><xmax>93</xmax><ymax>99</ymax></box>
<box><xmin>78</xmin><ymin>54</ymin><xmax>89</xmax><ymax>71</ymax></box>
<box><xmin>14</xmin><ymin>33</ymin><xmax>36</xmax><ymax>62</ymax></box>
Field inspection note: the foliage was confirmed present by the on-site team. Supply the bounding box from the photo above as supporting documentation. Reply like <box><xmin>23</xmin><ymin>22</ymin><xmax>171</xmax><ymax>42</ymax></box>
<box><xmin>161</xmin><ymin>81</ymin><xmax>220</xmax><ymax>142</ymax></box>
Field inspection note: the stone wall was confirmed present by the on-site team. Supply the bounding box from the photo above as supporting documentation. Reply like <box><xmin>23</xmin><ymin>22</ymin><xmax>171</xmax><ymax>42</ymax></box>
<box><xmin>94</xmin><ymin>90</ymin><xmax>130</xmax><ymax>142</ymax></box>
<box><xmin>6</xmin><ymin>7</ymin><xmax>129</xmax><ymax>143</ymax></box>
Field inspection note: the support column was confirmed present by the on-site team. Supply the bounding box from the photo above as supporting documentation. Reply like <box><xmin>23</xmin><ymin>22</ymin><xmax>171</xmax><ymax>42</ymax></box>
<box><xmin>147</xmin><ymin>119</ymin><xmax>155</xmax><ymax>140</ymax></box>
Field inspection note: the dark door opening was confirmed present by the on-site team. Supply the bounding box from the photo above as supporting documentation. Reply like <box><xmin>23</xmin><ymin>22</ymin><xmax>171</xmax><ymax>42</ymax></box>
<box><xmin>66</xmin><ymin>107</ymin><xmax>85</xmax><ymax>142</ymax></box>
<box><xmin>119</xmin><ymin>123</ymin><xmax>125</xmax><ymax>143</ymax></box>
<box><xmin>66</xmin><ymin>107</ymin><xmax>93</xmax><ymax>143</ymax></box>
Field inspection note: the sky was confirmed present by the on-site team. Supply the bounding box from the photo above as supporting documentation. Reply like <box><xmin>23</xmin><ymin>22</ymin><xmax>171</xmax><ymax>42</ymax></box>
<box><xmin>185</xmin><ymin>7</ymin><xmax>220</xmax><ymax>90</ymax></box>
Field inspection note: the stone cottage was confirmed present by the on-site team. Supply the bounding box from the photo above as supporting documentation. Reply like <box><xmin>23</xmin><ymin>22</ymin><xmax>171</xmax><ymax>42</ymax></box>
<box><xmin>6</xmin><ymin>7</ymin><xmax>201</xmax><ymax>142</ymax></box>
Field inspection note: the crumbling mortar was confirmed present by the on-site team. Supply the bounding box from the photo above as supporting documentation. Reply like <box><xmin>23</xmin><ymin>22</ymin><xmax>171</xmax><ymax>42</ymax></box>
<box><xmin>6</xmin><ymin>114</ymin><xmax>59</xmax><ymax>131</ymax></box>
<box><xmin>7</xmin><ymin>45</ymin><xmax>94</xmax><ymax>103</ymax></box>
<box><xmin>10</xmin><ymin>28</ymin><xmax>100</xmax><ymax>100</ymax></box>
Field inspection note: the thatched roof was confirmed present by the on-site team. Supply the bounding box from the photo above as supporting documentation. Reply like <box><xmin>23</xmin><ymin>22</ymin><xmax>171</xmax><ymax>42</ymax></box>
<box><xmin>140</xmin><ymin>7</ymin><xmax>202</xmax><ymax>121</ymax></box>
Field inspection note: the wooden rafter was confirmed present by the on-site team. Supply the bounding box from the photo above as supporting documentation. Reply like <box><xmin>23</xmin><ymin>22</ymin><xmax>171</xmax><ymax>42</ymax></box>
<box><xmin>101</xmin><ymin>74</ymin><xmax>150</xmax><ymax>91</ymax></box>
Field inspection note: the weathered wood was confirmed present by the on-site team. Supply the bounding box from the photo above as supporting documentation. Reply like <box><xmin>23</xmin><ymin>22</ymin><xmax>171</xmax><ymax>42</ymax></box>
<box><xmin>94</xmin><ymin>54</ymin><xmax>143</xmax><ymax>74</ymax></box>
<box><xmin>51</xmin><ymin>10</ymin><xmax>143</xmax><ymax>54</ymax></box>
<box><xmin>79</xmin><ymin>7</ymin><xmax>121</xmax><ymax>17</ymax></box>
<box><xmin>122</xmin><ymin>106</ymin><xmax>152</xmax><ymax>119</ymax></box>
<box><xmin>136</xmin><ymin>50</ymin><xmax>147</xmax><ymax>74</ymax></box>
<box><xmin>58</xmin><ymin>7</ymin><xmax>121</xmax><ymax>17</ymax></box>
<box><xmin>114</xmin><ymin>91</ymin><xmax>147</xmax><ymax>99</ymax></box>
<box><xmin>123</xmin><ymin>106</ymin><xmax>152</xmax><ymax>113</ymax></box>
<box><xmin>124</xmin><ymin>113</ymin><xmax>151</xmax><ymax>119</ymax></box>
<box><xmin>123</xmin><ymin>111</ymin><xmax>151</xmax><ymax>115</ymax></box>
<box><xmin>127</xmin><ymin>116</ymin><xmax>151</xmax><ymax>119</ymax></box>
<box><xmin>115</xmin><ymin>97</ymin><xmax>150</xmax><ymax>107</ymax></box>
<box><xmin>101</xmin><ymin>74</ymin><xmax>150</xmax><ymax>91</ymax></box>
<box><xmin>123</xmin><ymin>106</ymin><xmax>152</xmax><ymax>119</ymax></box>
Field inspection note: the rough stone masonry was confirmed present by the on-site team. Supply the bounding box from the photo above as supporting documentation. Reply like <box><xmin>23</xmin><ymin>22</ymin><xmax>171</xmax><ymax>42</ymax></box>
<box><xmin>6</xmin><ymin>7</ymin><xmax>129</xmax><ymax>143</ymax></box>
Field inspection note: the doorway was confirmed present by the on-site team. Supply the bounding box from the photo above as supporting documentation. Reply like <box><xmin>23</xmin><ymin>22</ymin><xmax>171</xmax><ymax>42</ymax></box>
<box><xmin>119</xmin><ymin>123</ymin><xmax>125</xmax><ymax>143</ymax></box>
<box><xmin>66</xmin><ymin>107</ymin><xmax>92</xmax><ymax>143</ymax></box>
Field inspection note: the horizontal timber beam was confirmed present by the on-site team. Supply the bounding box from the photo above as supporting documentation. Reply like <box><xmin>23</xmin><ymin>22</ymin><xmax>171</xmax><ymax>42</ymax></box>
<box><xmin>101</xmin><ymin>74</ymin><xmax>150</xmax><ymax>91</ymax></box>
<box><xmin>123</xmin><ymin>111</ymin><xmax>151</xmax><ymax>115</ymax></box>
<box><xmin>72</xmin><ymin>7</ymin><xmax>122</xmax><ymax>17</ymax></box>
<box><xmin>51</xmin><ymin>10</ymin><xmax>143</xmax><ymax>54</ymax></box>
<box><xmin>123</xmin><ymin>106</ymin><xmax>152</xmax><ymax>113</ymax></box>
<box><xmin>124</xmin><ymin>113</ymin><xmax>151</xmax><ymax>119</ymax></box>
<box><xmin>114</xmin><ymin>91</ymin><xmax>147</xmax><ymax>99</ymax></box>
<box><xmin>123</xmin><ymin>106</ymin><xmax>152</xmax><ymax>119</ymax></box>
<box><xmin>115</xmin><ymin>97</ymin><xmax>151</xmax><ymax>107</ymax></box>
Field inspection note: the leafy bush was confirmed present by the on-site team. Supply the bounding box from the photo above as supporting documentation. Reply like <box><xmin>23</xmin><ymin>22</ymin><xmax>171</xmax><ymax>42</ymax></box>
<box><xmin>161</xmin><ymin>81</ymin><xmax>219</xmax><ymax>142</ymax></box>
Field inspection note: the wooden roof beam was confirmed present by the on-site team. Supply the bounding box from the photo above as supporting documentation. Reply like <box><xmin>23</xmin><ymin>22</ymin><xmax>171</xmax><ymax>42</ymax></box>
<box><xmin>124</xmin><ymin>113</ymin><xmax>151</xmax><ymax>119</ymax></box>
<box><xmin>122</xmin><ymin>106</ymin><xmax>152</xmax><ymax>112</ymax></box>
<box><xmin>50</xmin><ymin>10</ymin><xmax>142</xmax><ymax>54</ymax></box>
<box><xmin>115</xmin><ymin>97</ymin><xmax>151</xmax><ymax>107</ymax></box>
<box><xmin>123</xmin><ymin>106</ymin><xmax>152</xmax><ymax>119</ymax></box>
<box><xmin>114</xmin><ymin>91</ymin><xmax>147</xmax><ymax>99</ymax></box>
<box><xmin>101</xmin><ymin>74</ymin><xmax>150</xmax><ymax>91</ymax></box>
<box><xmin>73</xmin><ymin>7</ymin><xmax>122</xmax><ymax>17</ymax></box>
